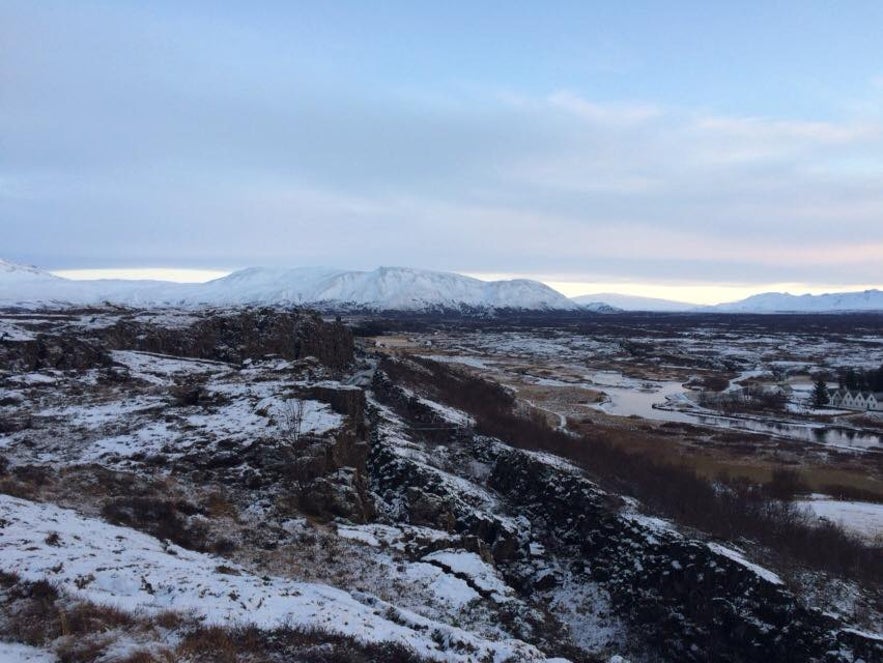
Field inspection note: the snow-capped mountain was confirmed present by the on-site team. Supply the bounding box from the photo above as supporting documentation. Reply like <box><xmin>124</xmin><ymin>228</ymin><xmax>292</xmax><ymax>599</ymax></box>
<box><xmin>0</xmin><ymin>258</ymin><xmax>61</xmax><ymax>282</ymax></box>
<box><xmin>571</xmin><ymin>299</ymin><xmax>623</xmax><ymax>313</ymax></box>
<box><xmin>188</xmin><ymin>266</ymin><xmax>578</xmax><ymax>310</ymax></box>
<box><xmin>572</xmin><ymin>293</ymin><xmax>691</xmax><ymax>312</ymax></box>
<box><xmin>0</xmin><ymin>259</ymin><xmax>178</xmax><ymax>308</ymax></box>
<box><xmin>711</xmin><ymin>289</ymin><xmax>883</xmax><ymax>313</ymax></box>
<box><xmin>0</xmin><ymin>261</ymin><xmax>579</xmax><ymax>312</ymax></box>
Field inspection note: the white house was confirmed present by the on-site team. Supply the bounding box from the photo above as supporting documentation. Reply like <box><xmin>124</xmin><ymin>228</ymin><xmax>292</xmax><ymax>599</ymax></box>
<box><xmin>829</xmin><ymin>389</ymin><xmax>883</xmax><ymax>411</ymax></box>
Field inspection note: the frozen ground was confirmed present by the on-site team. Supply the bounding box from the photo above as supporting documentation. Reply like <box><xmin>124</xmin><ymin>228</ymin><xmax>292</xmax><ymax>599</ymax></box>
<box><xmin>0</xmin><ymin>642</ymin><xmax>57</xmax><ymax>663</ymax></box>
<box><xmin>0</xmin><ymin>350</ymin><xmax>344</xmax><ymax>469</ymax></box>
<box><xmin>0</xmin><ymin>494</ymin><xmax>548</xmax><ymax>662</ymax></box>
<box><xmin>796</xmin><ymin>498</ymin><xmax>883</xmax><ymax>542</ymax></box>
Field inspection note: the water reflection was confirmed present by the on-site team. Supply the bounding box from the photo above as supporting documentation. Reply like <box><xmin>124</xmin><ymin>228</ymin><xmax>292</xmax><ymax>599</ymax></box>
<box><xmin>585</xmin><ymin>372</ymin><xmax>882</xmax><ymax>450</ymax></box>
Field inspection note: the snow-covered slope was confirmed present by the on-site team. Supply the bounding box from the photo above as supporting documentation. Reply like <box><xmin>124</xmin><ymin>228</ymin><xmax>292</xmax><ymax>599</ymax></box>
<box><xmin>572</xmin><ymin>293</ymin><xmax>692</xmax><ymax>312</ymax></box>
<box><xmin>711</xmin><ymin>290</ymin><xmax>883</xmax><ymax>313</ymax></box>
<box><xmin>0</xmin><ymin>261</ymin><xmax>578</xmax><ymax>311</ymax></box>
<box><xmin>189</xmin><ymin>266</ymin><xmax>579</xmax><ymax>311</ymax></box>
<box><xmin>0</xmin><ymin>259</ymin><xmax>61</xmax><ymax>283</ymax></box>
<box><xmin>0</xmin><ymin>494</ymin><xmax>549</xmax><ymax>662</ymax></box>
<box><xmin>571</xmin><ymin>299</ymin><xmax>622</xmax><ymax>313</ymax></box>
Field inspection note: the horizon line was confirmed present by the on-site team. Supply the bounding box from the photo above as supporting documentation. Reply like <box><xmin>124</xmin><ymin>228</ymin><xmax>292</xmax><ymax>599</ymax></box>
<box><xmin>44</xmin><ymin>266</ymin><xmax>882</xmax><ymax>307</ymax></box>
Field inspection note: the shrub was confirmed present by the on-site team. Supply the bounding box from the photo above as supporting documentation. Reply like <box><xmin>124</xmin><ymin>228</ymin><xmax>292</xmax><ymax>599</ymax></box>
<box><xmin>101</xmin><ymin>497</ymin><xmax>209</xmax><ymax>551</ymax></box>
<box><xmin>765</xmin><ymin>468</ymin><xmax>810</xmax><ymax>500</ymax></box>
<box><xmin>377</xmin><ymin>355</ymin><xmax>883</xmax><ymax>584</ymax></box>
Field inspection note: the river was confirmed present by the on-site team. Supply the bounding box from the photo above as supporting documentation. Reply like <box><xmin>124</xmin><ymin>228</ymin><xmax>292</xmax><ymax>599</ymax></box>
<box><xmin>576</xmin><ymin>371</ymin><xmax>882</xmax><ymax>451</ymax></box>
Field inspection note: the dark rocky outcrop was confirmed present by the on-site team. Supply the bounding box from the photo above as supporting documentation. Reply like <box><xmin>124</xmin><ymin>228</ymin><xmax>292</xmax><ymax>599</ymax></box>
<box><xmin>1</xmin><ymin>308</ymin><xmax>354</xmax><ymax>373</ymax></box>
<box><xmin>101</xmin><ymin>308</ymin><xmax>353</xmax><ymax>370</ymax></box>
<box><xmin>369</xmin><ymin>430</ymin><xmax>521</xmax><ymax>558</ymax></box>
<box><xmin>172</xmin><ymin>414</ymin><xmax>373</xmax><ymax>524</ymax></box>
<box><xmin>486</xmin><ymin>447</ymin><xmax>882</xmax><ymax>663</ymax></box>
<box><xmin>367</xmin><ymin>363</ymin><xmax>881</xmax><ymax>661</ymax></box>
<box><xmin>306</xmin><ymin>385</ymin><xmax>368</xmax><ymax>441</ymax></box>
<box><xmin>0</xmin><ymin>335</ymin><xmax>112</xmax><ymax>372</ymax></box>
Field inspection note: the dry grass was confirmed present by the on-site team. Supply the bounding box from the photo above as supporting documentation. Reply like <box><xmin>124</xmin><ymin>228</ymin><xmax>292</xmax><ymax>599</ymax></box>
<box><xmin>380</xmin><ymin>354</ymin><xmax>883</xmax><ymax>584</ymax></box>
<box><xmin>176</xmin><ymin>626</ymin><xmax>241</xmax><ymax>663</ymax></box>
<box><xmin>0</xmin><ymin>572</ymin><xmax>431</xmax><ymax>663</ymax></box>
<box><xmin>202</xmin><ymin>489</ymin><xmax>238</xmax><ymax>519</ymax></box>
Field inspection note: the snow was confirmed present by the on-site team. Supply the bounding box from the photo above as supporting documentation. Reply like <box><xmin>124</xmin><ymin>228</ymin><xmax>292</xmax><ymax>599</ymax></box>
<box><xmin>404</xmin><ymin>563</ymin><xmax>480</xmax><ymax>607</ymax></box>
<box><xmin>6</xmin><ymin>362</ymin><xmax>344</xmax><ymax>469</ymax></box>
<box><xmin>81</xmin><ymin>421</ymin><xmax>178</xmax><ymax>462</ymax></box>
<box><xmin>425</xmin><ymin>354</ymin><xmax>491</xmax><ymax>369</ymax></box>
<box><xmin>111</xmin><ymin>350</ymin><xmax>233</xmax><ymax>385</ymax></box>
<box><xmin>0</xmin><ymin>642</ymin><xmax>57</xmax><ymax>662</ymax></box>
<box><xmin>0</xmin><ymin>263</ymin><xmax>579</xmax><ymax>312</ymax></box>
<box><xmin>395</xmin><ymin>382</ymin><xmax>475</xmax><ymax>426</ymax></box>
<box><xmin>5</xmin><ymin>372</ymin><xmax>58</xmax><ymax>385</ymax></box>
<box><xmin>417</xmin><ymin>397</ymin><xmax>474</xmax><ymax>426</ymax></box>
<box><xmin>39</xmin><ymin>398</ymin><xmax>167</xmax><ymax>429</ymax></box>
<box><xmin>522</xmin><ymin>449</ymin><xmax>584</xmax><ymax>475</ymax></box>
<box><xmin>0</xmin><ymin>320</ymin><xmax>36</xmax><ymax>342</ymax></box>
<box><xmin>841</xmin><ymin>628</ymin><xmax>883</xmax><ymax>643</ymax></box>
<box><xmin>335</xmin><ymin>523</ymin><xmax>404</xmax><ymax>547</ymax></box>
<box><xmin>706</xmin><ymin>542</ymin><xmax>784</xmax><ymax>585</ymax></box>
<box><xmin>185</xmin><ymin>396</ymin><xmax>342</xmax><ymax>441</ymax></box>
<box><xmin>0</xmin><ymin>495</ymin><xmax>550</xmax><ymax>662</ymax></box>
<box><xmin>422</xmin><ymin>550</ymin><xmax>512</xmax><ymax>599</ymax></box>
<box><xmin>0</xmin><ymin>259</ymin><xmax>61</xmax><ymax>283</ymax></box>
<box><xmin>623</xmin><ymin>513</ymin><xmax>679</xmax><ymax>545</ymax></box>
<box><xmin>572</xmin><ymin>293</ymin><xmax>693</xmax><ymax>312</ymax></box>
<box><xmin>712</xmin><ymin>289</ymin><xmax>883</xmax><ymax>313</ymax></box>
<box><xmin>544</xmin><ymin>572</ymin><xmax>625</xmax><ymax>652</ymax></box>
<box><xmin>795</xmin><ymin>499</ymin><xmax>883</xmax><ymax>542</ymax></box>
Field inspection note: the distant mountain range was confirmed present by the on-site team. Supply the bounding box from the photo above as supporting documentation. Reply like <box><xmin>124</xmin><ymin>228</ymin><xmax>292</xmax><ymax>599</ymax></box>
<box><xmin>573</xmin><ymin>290</ymin><xmax>883</xmax><ymax>313</ymax></box>
<box><xmin>572</xmin><ymin>293</ymin><xmax>694</xmax><ymax>312</ymax></box>
<box><xmin>0</xmin><ymin>260</ymin><xmax>578</xmax><ymax>312</ymax></box>
<box><xmin>1</xmin><ymin>259</ymin><xmax>880</xmax><ymax>313</ymax></box>
<box><xmin>706</xmin><ymin>289</ymin><xmax>883</xmax><ymax>313</ymax></box>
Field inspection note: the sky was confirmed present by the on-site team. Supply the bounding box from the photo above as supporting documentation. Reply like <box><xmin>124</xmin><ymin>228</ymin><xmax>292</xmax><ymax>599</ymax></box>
<box><xmin>2</xmin><ymin>1</ymin><xmax>882</xmax><ymax>304</ymax></box>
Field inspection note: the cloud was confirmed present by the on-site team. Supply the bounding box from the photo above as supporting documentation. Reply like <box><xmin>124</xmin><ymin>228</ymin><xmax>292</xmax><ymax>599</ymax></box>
<box><xmin>1</xmin><ymin>3</ymin><xmax>881</xmax><ymax>288</ymax></box>
<box><xmin>546</xmin><ymin>91</ymin><xmax>662</xmax><ymax>125</ymax></box>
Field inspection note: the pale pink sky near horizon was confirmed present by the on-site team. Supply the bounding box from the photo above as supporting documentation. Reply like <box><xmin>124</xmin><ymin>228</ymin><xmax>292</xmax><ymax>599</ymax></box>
<box><xmin>50</xmin><ymin>267</ymin><xmax>881</xmax><ymax>306</ymax></box>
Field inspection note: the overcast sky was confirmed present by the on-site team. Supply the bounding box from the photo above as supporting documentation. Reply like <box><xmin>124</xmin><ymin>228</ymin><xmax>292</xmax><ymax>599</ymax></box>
<box><xmin>2</xmin><ymin>1</ymin><xmax>882</xmax><ymax>301</ymax></box>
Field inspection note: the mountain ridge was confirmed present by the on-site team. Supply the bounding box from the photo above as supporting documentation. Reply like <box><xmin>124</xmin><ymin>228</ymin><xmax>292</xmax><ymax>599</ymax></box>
<box><xmin>572</xmin><ymin>293</ymin><xmax>693</xmax><ymax>312</ymax></box>
<box><xmin>0</xmin><ymin>261</ymin><xmax>579</xmax><ymax>312</ymax></box>
<box><xmin>709</xmin><ymin>289</ymin><xmax>883</xmax><ymax>313</ymax></box>
<box><xmin>2</xmin><ymin>259</ymin><xmax>880</xmax><ymax>313</ymax></box>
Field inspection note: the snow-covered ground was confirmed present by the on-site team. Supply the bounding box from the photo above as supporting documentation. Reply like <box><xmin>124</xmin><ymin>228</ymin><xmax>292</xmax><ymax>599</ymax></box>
<box><xmin>0</xmin><ymin>494</ymin><xmax>549</xmax><ymax>662</ymax></box>
<box><xmin>425</xmin><ymin>354</ymin><xmax>492</xmax><ymax>369</ymax></box>
<box><xmin>423</xmin><ymin>550</ymin><xmax>514</xmax><ymax>601</ymax></box>
<box><xmin>0</xmin><ymin>350</ymin><xmax>344</xmax><ymax>468</ymax></box>
<box><xmin>795</xmin><ymin>498</ymin><xmax>883</xmax><ymax>542</ymax></box>
<box><xmin>2</xmin><ymin>307</ymin><xmax>881</xmax><ymax>659</ymax></box>
<box><xmin>0</xmin><ymin>642</ymin><xmax>57</xmax><ymax>663</ymax></box>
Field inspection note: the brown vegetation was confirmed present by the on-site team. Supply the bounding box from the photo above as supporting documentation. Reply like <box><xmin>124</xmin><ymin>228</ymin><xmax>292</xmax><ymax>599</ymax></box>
<box><xmin>0</xmin><ymin>572</ymin><xmax>430</xmax><ymax>663</ymax></box>
<box><xmin>380</xmin><ymin>355</ymin><xmax>883</xmax><ymax>584</ymax></box>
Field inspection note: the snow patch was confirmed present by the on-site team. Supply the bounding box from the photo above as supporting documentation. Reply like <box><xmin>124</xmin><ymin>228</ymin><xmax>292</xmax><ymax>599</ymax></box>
<box><xmin>795</xmin><ymin>499</ymin><xmax>883</xmax><ymax>542</ymax></box>
<box><xmin>0</xmin><ymin>642</ymin><xmax>57</xmax><ymax>662</ymax></box>
<box><xmin>0</xmin><ymin>495</ymin><xmax>549</xmax><ymax>662</ymax></box>
<box><xmin>707</xmin><ymin>542</ymin><xmax>783</xmax><ymax>585</ymax></box>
